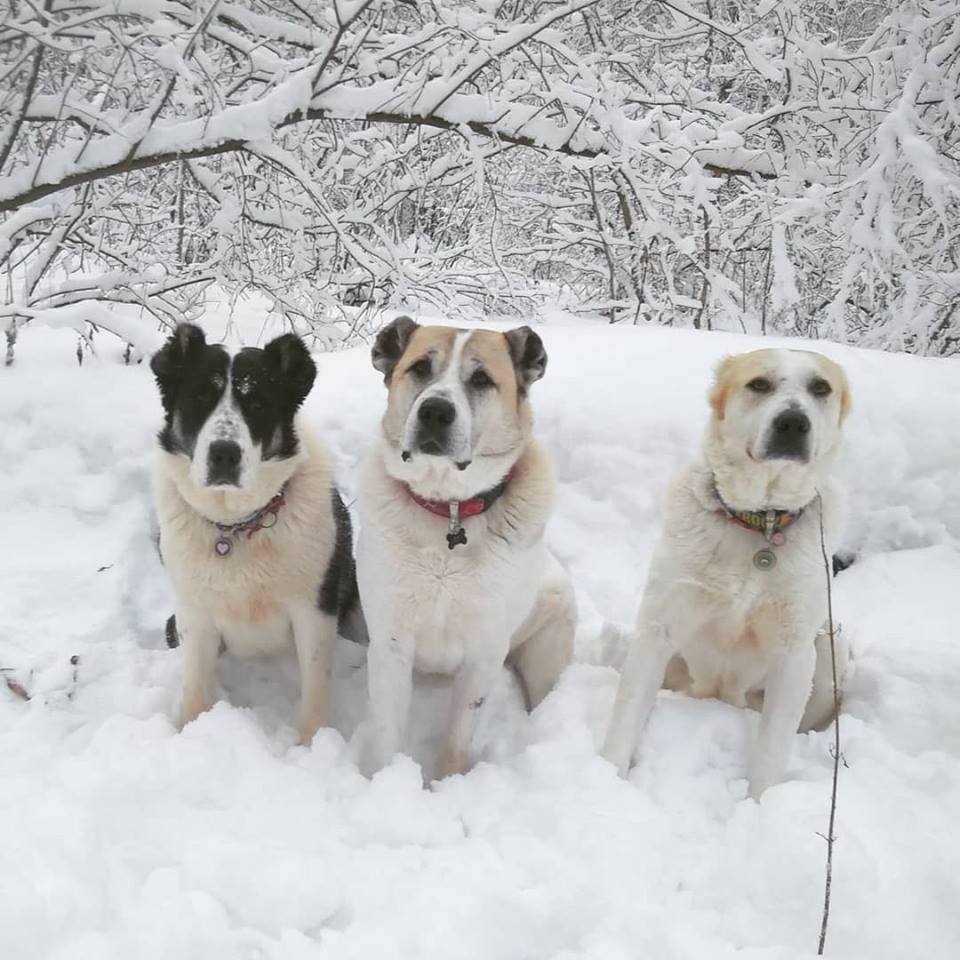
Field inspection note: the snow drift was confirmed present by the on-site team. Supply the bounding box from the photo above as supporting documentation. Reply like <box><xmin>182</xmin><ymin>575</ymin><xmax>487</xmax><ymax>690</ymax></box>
<box><xmin>1</xmin><ymin>311</ymin><xmax>959</xmax><ymax>960</ymax></box>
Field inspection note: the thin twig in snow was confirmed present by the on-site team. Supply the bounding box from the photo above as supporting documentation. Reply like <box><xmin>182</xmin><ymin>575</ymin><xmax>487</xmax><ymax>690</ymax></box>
<box><xmin>816</xmin><ymin>493</ymin><xmax>842</xmax><ymax>955</ymax></box>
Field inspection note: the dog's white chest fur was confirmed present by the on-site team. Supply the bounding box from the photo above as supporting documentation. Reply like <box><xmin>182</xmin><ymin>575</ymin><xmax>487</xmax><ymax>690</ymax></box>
<box><xmin>397</xmin><ymin>544</ymin><xmax>542</xmax><ymax>674</ymax></box>
<box><xmin>649</xmin><ymin>467</ymin><xmax>833</xmax><ymax>700</ymax></box>
<box><xmin>357</xmin><ymin>466</ymin><xmax>545</xmax><ymax>674</ymax></box>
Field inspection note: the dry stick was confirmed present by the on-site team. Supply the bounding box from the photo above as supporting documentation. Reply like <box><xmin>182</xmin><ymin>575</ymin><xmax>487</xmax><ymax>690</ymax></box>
<box><xmin>816</xmin><ymin>493</ymin><xmax>842</xmax><ymax>955</ymax></box>
<box><xmin>1</xmin><ymin>669</ymin><xmax>30</xmax><ymax>701</ymax></box>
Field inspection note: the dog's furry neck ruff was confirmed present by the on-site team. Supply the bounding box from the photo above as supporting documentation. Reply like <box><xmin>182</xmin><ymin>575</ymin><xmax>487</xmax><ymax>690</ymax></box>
<box><xmin>405</xmin><ymin>471</ymin><xmax>513</xmax><ymax>550</ymax></box>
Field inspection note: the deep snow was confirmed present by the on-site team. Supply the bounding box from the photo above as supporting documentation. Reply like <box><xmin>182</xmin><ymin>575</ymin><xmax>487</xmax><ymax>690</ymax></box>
<box><xmin>2</xmin><ymin>307</ymin><xmax>959</xmax><ymax>960</ymax></box>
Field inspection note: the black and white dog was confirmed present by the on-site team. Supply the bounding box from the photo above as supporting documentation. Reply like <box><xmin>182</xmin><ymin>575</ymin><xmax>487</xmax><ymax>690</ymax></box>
<box><xmin>151</xmin><ymin>323</ymin><xmax>360</xmax><ymax>743</ymax></box>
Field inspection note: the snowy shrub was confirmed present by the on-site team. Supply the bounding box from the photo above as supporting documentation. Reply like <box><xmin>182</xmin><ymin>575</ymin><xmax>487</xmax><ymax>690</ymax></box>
<box><xmin>1</xmin><ymin>0</ymin><xmax>957</xmax><ymax>360</ymax></box>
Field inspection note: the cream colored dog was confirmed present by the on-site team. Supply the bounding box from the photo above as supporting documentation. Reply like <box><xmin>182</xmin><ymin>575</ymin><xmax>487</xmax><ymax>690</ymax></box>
<box><xmin>357</xmin><ymin>317</ymin><xmax>576</xmax><ymax>779</ymax></box>
<box><xmin>603</xmin><ymin>348</ymin><xmax>851</xmax><ymax>798</ymax></box>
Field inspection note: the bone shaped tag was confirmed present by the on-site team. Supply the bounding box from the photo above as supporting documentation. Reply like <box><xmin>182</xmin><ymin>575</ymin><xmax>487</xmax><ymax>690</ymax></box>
<box><xmin>447</xmin><ymin>526</ymin><xmax>468</xmax><ymax>550</ymax></box>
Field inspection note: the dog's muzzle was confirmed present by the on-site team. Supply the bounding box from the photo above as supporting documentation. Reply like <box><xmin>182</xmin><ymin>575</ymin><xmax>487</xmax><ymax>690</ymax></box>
<box><xmin>763</xmin><ymin>409</ymin><xmax>811</xmax><ymax>462</ymax></box>
<box><xmin>413</xmin><ymin>396</ymin><xmax>456</xmax><ymax>456</ymax></box>
<box><xmin>206</xmin><ymin>439</ymin><xmax>242</xmax><ymax>485</ymax></box>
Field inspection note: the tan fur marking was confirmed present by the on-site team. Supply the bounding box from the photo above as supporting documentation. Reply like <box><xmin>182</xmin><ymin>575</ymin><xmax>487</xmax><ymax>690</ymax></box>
<box><xmin>814</xmin><ymin>353</ymin><xmax>852</xmax><ymax>421</ymax></box>
<box><xmin>708</xmin><ymin>353</ymin><xmax>774</xmax><ymax>420</ymax></box>
<box><xmin>465</xmin><ymin>330</ymin><xmax>522</xmax><ymax>407</ymax></box>
<box><xmin>392</xmin><ymin>326</ymin><xmax>458</xmax><ymax>381</ymax></box>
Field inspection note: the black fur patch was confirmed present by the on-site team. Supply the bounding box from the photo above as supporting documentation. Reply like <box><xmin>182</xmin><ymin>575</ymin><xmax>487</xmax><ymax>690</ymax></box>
<box><xmin>317</xmin><ymin>489</ymin><xmax>359</xmax><ymax>621</ymax></box>
<box><xmin>832</xmin><ymin>551</ymin><xmax>856</xmax><ymax>576</ymax></box>
<box><xmin>151</xmin><ymin>324</ymin><xmax>229</xmax><ymax>456</ymax></box>
<box><xmin>371</xmin><ymin>316</ymin><xmax>419</xmax><ymax>383</ymax></box>
<box><xmin>504</xmin><ymin>325</ymin><xmax>547</xmax><ymax>392</ymax></box>
<box><xmin>231</xmin><ymin>340</ymin><xmax>314</xmax><ymax>460</ymax></box>
<box><xmin>165</xmin><ymin>614</ymin><xmax>180</xmax><ymax>649</ymax></box>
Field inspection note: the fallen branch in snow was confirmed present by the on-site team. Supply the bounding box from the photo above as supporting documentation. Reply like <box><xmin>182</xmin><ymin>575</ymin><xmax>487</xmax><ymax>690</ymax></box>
<box><xmin>816</xmin><ymin>495</ymin><xmax>843</xmax><ymax>955</ymax></box>
<box><xmin>1</xmin><ymin>669</ymin><xmax>30</xmax><ymax>701</ymax></box>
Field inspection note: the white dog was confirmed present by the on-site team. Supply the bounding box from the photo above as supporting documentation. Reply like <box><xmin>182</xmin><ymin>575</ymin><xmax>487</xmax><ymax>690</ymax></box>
<box><xmin>603</xmin><ymin>348</ymin><xmax>851</xmax><ymax>798</ymax></box>
<box><xmin>151</xmin><ymin>324</ymin><xmax>361</xmax><ymax>743</ymax></box>
<box><xmin>357</xmin><ymin>317</ymin><xmax>576</xmax><ymax>779</ymax></box>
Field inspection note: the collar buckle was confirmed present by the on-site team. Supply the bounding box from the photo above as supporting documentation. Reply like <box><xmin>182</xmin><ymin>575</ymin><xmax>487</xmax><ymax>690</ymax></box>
<box><xmin>763</xmin><ymin>509</ymin><xmax>778</xmax><ymax>543</ymax></box>
<box><xmin>446</xmin><ymin>500</ymin><xmax>467</xmax><ymax>550</ymax></box>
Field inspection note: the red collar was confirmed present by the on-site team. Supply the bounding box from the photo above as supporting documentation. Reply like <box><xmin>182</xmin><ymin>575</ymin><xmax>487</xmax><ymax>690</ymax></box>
<box><xmin>405</xmin><ymin>469</ymin><xmax>515</xmax><ymax>549</ymax></box>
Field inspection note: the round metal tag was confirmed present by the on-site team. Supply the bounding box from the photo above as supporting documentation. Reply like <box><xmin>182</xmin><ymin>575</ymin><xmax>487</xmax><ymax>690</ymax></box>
<box><xmin>753</xmin><ymin>548</ymin><xmax>777</xmax><ymax>571</ymax></box>
<box><xmin>214</xmin><ymin>537</ymin><xmax>233</xmax><ymax>557</ymax></box>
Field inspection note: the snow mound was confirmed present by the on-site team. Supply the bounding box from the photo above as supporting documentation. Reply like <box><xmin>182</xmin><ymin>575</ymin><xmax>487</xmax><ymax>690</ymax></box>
<box><xmin>2</xmin><ymin>315</ymin><xmax>959</xmax><ymax>959</ymax></box>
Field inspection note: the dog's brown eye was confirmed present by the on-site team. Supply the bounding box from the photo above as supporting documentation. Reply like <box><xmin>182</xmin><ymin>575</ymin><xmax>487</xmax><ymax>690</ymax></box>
<box><xmin>809</xmin><ymin>377</ymin><xmax>832</xmax><ymax>398</ymax></box>
<box><xmin>469</xmin><ymin>368</ymin><xmax>494</xmax><ymax>389</ymax></box>
<box><xmin>408</xmin><ymin>357</ymin><xmax>431</xmax><ymax>379</ymax></box>
<box><xmin>746</xmin><ymin>377</ymin><xmax>772</xmax><ymax>394</ymax></box>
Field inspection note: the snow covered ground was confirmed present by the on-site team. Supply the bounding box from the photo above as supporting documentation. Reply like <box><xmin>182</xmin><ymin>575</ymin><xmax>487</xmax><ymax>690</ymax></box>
<box><xmin>2</xmin><ymin>305</ymin><xmax>960</xmax><ymax>960</ymax></box>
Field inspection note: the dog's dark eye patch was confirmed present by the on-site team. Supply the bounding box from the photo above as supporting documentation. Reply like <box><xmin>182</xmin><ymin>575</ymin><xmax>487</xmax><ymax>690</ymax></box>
<box><xmin>158</xmin><ymin>346</ymin><xmax>230</xmax><ymax>455</ymax></box>
<box><xmin>746</xmin><ymin>376</ymin><xmax>773</xmax><ymax>394</ymax></box>
<box><xmin>188</xmin><ymin>377</ymin><xmax>224</xmax><ymax>403</ymax></box>
<box><xmin>230</xmin><ymin>348</ymin><xmax>302</xmax><ymax>461</ymax></box>
<box><xmin>233</xmin><ymin>370</ymin><xmax>265</xmax><ymax>408</ymax></box>
<box><xmin>408</xmin><ymin>356</ymin><xmax>432</xmax><ymax>379</ymax></box>
<box><xmin>469</xmin><ymin>367</ymin><xmax>495</xmax><ymax>390</ymax></box>
<box><xmin>809</xmin><ymin>377</ymin><xmax>832</xmax><ymax>398</ymax></box>
<box><xmin>181</xmin><ymin>370</ymin><xmax>226</xmax><ymax>417</ymax></box>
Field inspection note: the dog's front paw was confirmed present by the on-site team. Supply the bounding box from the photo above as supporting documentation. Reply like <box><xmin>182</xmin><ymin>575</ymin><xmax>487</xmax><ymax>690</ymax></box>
<box><xmin>435</xmin><ymin>743</ymin><xmax>472</xmax><ymax>780</ymax></box>
<box><xmin>297</xmin><ymin>706</ymin><xmax>329</xmax><ymax>747</ymax></box>
<box><xmin>358</xmin><ymin>737</ymin><xmax>394</xmax><ymax>779</ymax></box>
<box><xmin>600</xmin><ymin>734</ymin><xmax>635</xmax><ymax>779</ymax></box>
<box><xmin>178</xmin><ymin>680</ymin><xmax>216</xmax><ymax>730</ymax></box>
<box><xmin>177</xmin><ymin>698</ymin><xmax>208</xmax><ymax>732</ymax></box>
<box><xmin>746</xmin><ymin>757</ymin><xmax>782</xmax><ymax>800</ymax></box>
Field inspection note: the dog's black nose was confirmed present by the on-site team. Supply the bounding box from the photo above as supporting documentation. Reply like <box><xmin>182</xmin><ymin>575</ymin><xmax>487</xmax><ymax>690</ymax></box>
<box><xmin>207</xmin><ymin>439</ymin><xmax>241</xmax><ymax>484</ymax></box>
<box><xmin>417</xmin><ymin>397</ymin><xmax>456</xmax><ymax>431</ymax></box>
<box><xmin>773</xmin><ymin>409</ymin><xmax>811</xmax><ymax>438</ymax></box>
<box><xmin>765</xmin><ymin>409</ymin><xmax>811</xmax><ymax>461</ymax></box>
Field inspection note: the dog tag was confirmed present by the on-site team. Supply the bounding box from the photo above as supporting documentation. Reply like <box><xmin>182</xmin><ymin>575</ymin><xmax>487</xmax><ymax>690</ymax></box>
<box><xmin>446</xmin><ymin>527</ymin><xmax>468</xmax><ymax>550</ymax></box>
<box><xmin>753</xmin><ymin>548</ymin><xmax>776</xmax><ymax>571</ymax></box>
<box><xmin>214</xmin><ymin>537</ymin><xmax>233</xmax><ymax>557</ymax></box>
<box><xmin>446</xmin><ymin>500</ymin><xmax>467</xmax><ymax>550</ymax></box>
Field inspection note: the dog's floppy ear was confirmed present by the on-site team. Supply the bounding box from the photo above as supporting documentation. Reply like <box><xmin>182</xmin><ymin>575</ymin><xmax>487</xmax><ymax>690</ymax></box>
<box><xmin>505</xmin><ymin>326</ymin><xmax>547</xmax><ymax>391</ymax></box>
<box><xmin>708</xmin><ymin>356</ymin><xmax>735</xmax><ymax>420</ymax></box>
<box><xmin>372</xmin><ymin>315</ymin><xmax>419</xmax><ymax>383</ymax></box>
<box><xmin>150</xmin><ymin>323</ymin><xmax>206</xmax><ymax>412</ymax></box>
<box><xmin>264</xmin><ymin>333</ymin><xmax>316</xmax><ymax>408</ymax></box>
<box><xmin>839</xmin><ymin>380</ymin><xmax>852</xmax><ymax>422</ymax></box>
<box><xmin>829</xmin><ymin>360</ymin><xmax>853</xmax><ymax>423</ymax></box>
